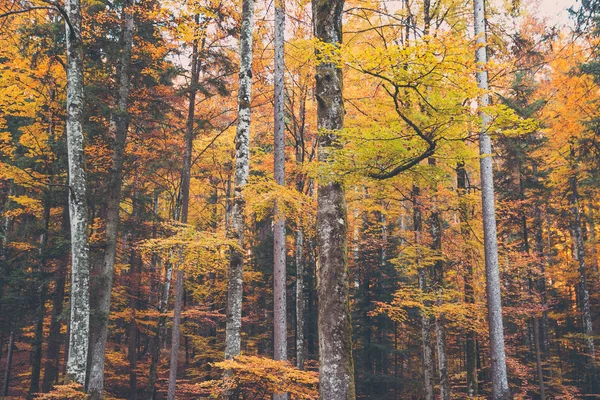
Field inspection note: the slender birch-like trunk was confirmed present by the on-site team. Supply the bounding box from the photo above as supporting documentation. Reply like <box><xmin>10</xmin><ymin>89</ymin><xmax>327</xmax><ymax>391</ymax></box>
<box><xmin>569</xmin><ymin>175</ymin><xmax>596</xmax><ymax>364</ymax></box>
<box><xmin>87</xmin><ymin>3</ymin><xmax>134</xmax><ymax>397</ymax></box>
<box><xmin>273</xmin><ymin>4</ymin><xmax>288</xmax><ymax>400</ymax></box>
<box><xmin>413</xmin><ymin>185</ymin><xmax>434</xmax><ymax>400</ymax></box>
<box><xmin>65</xmin><ymin>0</ymin><xmax>90</xmax><ymax>386</ymax></box>
<box><xmin>167</xmin><ymin>26</ymin><xmax>200</xmax><ymax>399</ymax></box>
<box><xmin>294</xmin><ymin>95</ymin><xmax>306</xmax><ymax>370</ymax></box>
<box><xmin>473</xmin><ymin>0</ymin><xmax>510</xmax><ymax>397</ymax></box>
<box><xmin>313</xmin><ymin>1</ymin><xmax>355</xmax><ymax>398</ymax></box>
<box><xmin>225</xmin><ymin>0</ymin><xmax>254</xmax><ymax>362</ymax></box>
<box><xmin>2</xmin><ymin>330</ymin><xmax>15</xmax><ymax>396</ymax></box>
<box><xmin>457</xmin><ymin>163</ymin><xmax>478</xmax><ymax>396</ymax></box>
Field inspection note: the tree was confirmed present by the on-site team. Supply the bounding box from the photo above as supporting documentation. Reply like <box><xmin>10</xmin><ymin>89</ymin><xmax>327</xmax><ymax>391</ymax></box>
<box><xmin>313</xmin><ymin>0</ymin><xmax>356</xmax><ymax>399</ymax></box>
<box><xmin>87</xmin><ymin>2</ymin><xmax>135</xmax><ymax>397</ymax></box>
<box><xmin>273</xmin><ymin>2</ymin><xmax>288</xmax><ymax>400</ymax></box>
<box><xmin>473</xmin><ymin>0</ymin><xmax>510</xmax><ymax>397</ymax></box>
<box><xmin>225</xmin><ymin>0</ymin><xmax>254</xmax><ymax>362</ymax></box>
<box><xmin>64</xmin><ymin>0</ymin><xmax>90</xmax><ymax>387</ymax></box>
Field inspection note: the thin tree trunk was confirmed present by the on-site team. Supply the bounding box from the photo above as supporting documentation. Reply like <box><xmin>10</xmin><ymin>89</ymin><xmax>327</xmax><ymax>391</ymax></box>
<box><xmin>457</xmin><ymin>163</ymin><xmax>478</xmax><ymax>396</ymax></box>
<box><xmin>2</xmin><ymin>330</ymin><xmax>15</xmax><ymax>397</ymax></box>
<box><xmin>295</xmin><ymin>229</ymin><xmax>305</xmax><ymax>369</ymax></box>
<box><xmin>314</xmin><ymin>1</ymin><xmax>355</xmax><ymax>398</ymax></box>
<box><xmin>87</xmin><ymin>3</ymin><xmax>134</xmax><ymax>396</ymax></box>
<box><xmin>225</xmin><ymin>0</ymin><xmax>254</xmax><ymax>364</ymax></box>
<box><xmin>167</xmin><ymin>23</ymin><xmax>200</xmax><ymax>399</ymax></box>
<box><xmin>586</xmin><ymin>201</ymin><xmax>598</xmax><ymax>274</ymax></box>
<box><xmin>146</xmin><ymin>259</ymin><xmax>173</xmax><ymax>399</ymax></box>
<box><xmin>569</xmin><ymin>176</ymin><xmax>596</xmax><ymax>365</ymax></box>
<box><xmin>42</xmin><ymin>256</ymin><xmax>67</xmax><ymax>392</ymax></box>
<box><xmin>533</xmin><ymin>317</ymin><xmax>545</xmax><ymax>400</ymax></box>
<box><xmin>294</xmin><ymin>123</ymin><xmax>306</xmax><ymax>371</ymax></box>
<box><xmin>473</xmin><ymin>0</ymin><xmax>510</xmax><ymax>397</ymax></box>
<box><xmin>414</xmin><ymin>185</ymin><xmax>434</xmax><ymax>400</ymax></box>
<box><xmin>128</xmin><ymin>187</ymin><xmax>139</xmax><ymax>400</ymax></box>
<box><xmin>533</xmin><ymin>201</ymin><xmax>550</xmax><ymax>358</ymax></box>
<box><xmin>273</xmin><ymin>3</ymin><xmax>288</xmax><ymax>399</ymax></box>
<box><xmin>28</xmin><ymin>191</ymin><xmax>52</xmax><ymax>397</ymax></box>
<box><xmin>65</xmin><ymin>0</ymin><xmax>90</xmax><ymax>386</ymax></box>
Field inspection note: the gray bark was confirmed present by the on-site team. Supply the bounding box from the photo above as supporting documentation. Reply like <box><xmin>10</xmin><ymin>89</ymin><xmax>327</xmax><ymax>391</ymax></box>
<box><xmin>294</xmin><ymin>88</ymin><xmax>306</xmax><ymax>371</ymax></box>
<box><xmin>65</xmin><ymin>0</ymin><xmax>90</xmax><ymax>386</ymax></box>
<box><xmin>167</xmin><ymin>24</ymin><xmax>200</xmax><ymax>399</ymax></box>
<box><xmin>473</xmin><ymin>0</ymin><xmax>510</xmax><ymax>397</ymax></box>
<box><xmin>295</xmin><ymin>228</ymin><xmax>305</xmax><ymax>369</ymax></box>
<box><xmin>569</xmin><ymin>176</ymin><xmax>596</xmax><ymax>362</ymax></box>
<box><xmin>533</xmin><ymin>317</ymin><xmax>545</xmax><ymax>400</ymax></box>
<box><xmin>42</xmin><ymin>256</ymin><xmax>66</xmax><ymax>392</ymax></box>
<box><xmin>414</xmin><ymin>185</ymin><xmax>434</xmax><ymax>400</ymax></box>
<box><xmin>28</xmin><ymin>191</ymin><xmax>51</xmax><ymax>397</ymax></box>
<box><xmin>87</xmin><ymin>3</ymin><xmax>135</xmax><ymax>397</ymax></box>
<box><xmin>225</xmin><ymin>0</ymin><xmax>254</xmax><ymax>362</ymax></box>
<box><xmin>273</xmin><ymin>3</ymin><xmax>288</xmax><ymax>400</ymax></box>
<box><xmin>313</xmin><ymin>1</ymin><xmax>355</xmax><ymax>399</ymax></box>
<box><xmin>457</xmin><ymin>163</ymin><xmax>478</xmax><ymax>396</ymax></box>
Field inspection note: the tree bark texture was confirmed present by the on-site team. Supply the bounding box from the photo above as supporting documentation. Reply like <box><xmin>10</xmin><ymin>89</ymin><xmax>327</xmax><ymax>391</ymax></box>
<box><xmin>167</xmin><ymin>26</ymin><xmax>200</xmax><ymax>400</ymax></box>
<box><xmin>273</xmin><ymin>3</ymin><xmax>288</xmax><ymax>398</ymax></box>
<box><xmin>457</xmin><ymin>163</ymin><xmax>478</xmax><ymax>396</ymax></box>
<box><xmin>87</xmin><ymin>3</ymin><xmax>135</xmax><ymax>397</ymax></box>
<box><xmin>313</xmin><ymin>1</ymin><xmax>355</xmax><ymax>399</ymax></box>
<box><xmin>473</xmin><ymin>0</ymin><xmax>510</xmax><ymax>397</ymax></box>
<box><xmin>65</xmin><ymin>0</ymin><xmax>90</xmax><ymax>386</ymax></box>
<box><xmin>225</xmin><ymin>0</ymin><xmax>254</xmax><ymax>362</ymax></box>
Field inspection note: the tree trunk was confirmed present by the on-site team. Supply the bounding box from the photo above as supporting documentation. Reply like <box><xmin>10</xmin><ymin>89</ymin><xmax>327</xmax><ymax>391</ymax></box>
<box><xmin>87</xmin><ymin>3</ymin><xmax>134</xmax><ymax>397</ymax></box>
<box><xmin>273</xmin><ymin>3</ymin><xmax>288</xmax><ymax>399</ymax></box>
<box><xmin>533</xmin><ymin>317</ymin><xmax>545</xmax><ymax>400</ymax></box>
<box><xmin>146</xmin><ymin>259</ymin><xmax>173</xmax><ymax>399</ymax></box>
<box><xmin>225</xmin><ymin>0</ymin><xmax>254</xmax><ymax>363</ymax></box>
<box><xmin>295</xmin><ymin>229</ymin><xmax>305</xmax><ymax>370</ymax></box>
<box><xmin>128</xmin><ymin>188</ymin><xmax>140</xmax><ymax>400</ymax></box>
<box><xmin>569</xmin><ymin>176</ymin><xmax>596</xmax><ymax>367</ymax></box>
<box><xmin>473</xmin><ymin>0</ymin><xmax>510</xmax><ymax>397</ymax></box>
<box><xmin>2</xmin><ymin>330</ymin><xmax>15</xmax><ymax>397</ymax></box>
<box><xmin>65</xmin><ymin>0</ymin><xmax>90</xmax><ymax>386</ymax></box>
<box><xmin>28</xmin><ymin>191</ymin><xmax>52</xmax><ymax>397</ymax></box>
<box><xmin>313</xmin><ymin>1</ymin><xmax>355</xmax><ymax>399</ymax></box>
<box><xmin>414</xmin><ymin>185</ymin><xmax>434</xmax><ymax>400</ymax></box>
<box><xmin>167</xmin><ymin>23</ymin><xmax>200</xmax><ymax>399</ymax></box>
<box><xmin>42</xmin><ymin>256</ymin><xmax>67</xmax><ymax>392</ymax></box>
<box><xmin>457</xmin><ymin>163</ymin><xmax>478</xmax><ymax>396</ymax></box>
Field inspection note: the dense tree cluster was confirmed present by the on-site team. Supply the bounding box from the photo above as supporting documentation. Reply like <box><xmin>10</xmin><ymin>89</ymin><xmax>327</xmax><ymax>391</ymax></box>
<box><xmin>0</xmin><ymin>0</ymin><xmax>598</xmax><ymax>399</ymax></box>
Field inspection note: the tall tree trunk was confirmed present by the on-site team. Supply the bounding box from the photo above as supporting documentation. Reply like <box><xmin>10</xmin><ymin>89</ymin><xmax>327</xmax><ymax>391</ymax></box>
<box><xmin>65</xmin><ymin>0</ymin><xmax>90</xmax><ymax>386</ymax></box>
<box><xmin>533</xmin><ymin>200</ymin><xmax>550</xmax><ymax>358</ymax></box>
<box><xmin>42</xmin><ymin>255</ymin><xmax>67</xmax><ymax>392</ymax></box>
<box><xmin>586</xmin><ymin>201</ymin><xmax>598</xmax><ymax>274</ymax></box>
<box><xmin>428</xmin><ymin>158</ymin><xmax>449</xmax><ymax>400</ymax></box>
<box><xmin>569</xmin><ymin>176</ymin><xmax>596</xmax><ymax>369</ymax></box>
<box><xmin>225</xmin><ymin>0</ymin><xmax>254</xmax><ymax>363</ymax></box>
<box><xmin>128</xmin><ymin>187</ymin><xmax>139</xmax><ymax>400</ymax></box>
<box><xmin>533</xmin><ymin>317</ymin><xmax>545</xmax><ymax>400</ymax></box>
<box><xmin>87</xmin><ymin>3</ymin><xmax>135</xmax><ymax>397</ymax></box>
<box><xmin>313</xmin><ymin>1</ymin><xmax>355</xmax><ymax>399</ymax></box>
<box><xmin>473</xmin><ymin>0</ymin><xmax>510</xmax><ymax>397</ymax></box>
<box><xmin>457</xmin><ymin>163</ymin><xmax>478</xmax><ymax>396</ymax></box>
<box><xmin>29</xmin><ymin>190</ymin><xmax>52</xmax><ymax>397</ymax></box>
<box><xmin>273</xmin><ymin>3</ymin><xmax>288</xmax><ymax>399</ymax></box>
<box><xmin>146</xmin><ymin>259</ymin><xmax>173</xmax><ymax>399</ymax></box>
<box><xmin>414</xmin><ymin>185</ymin><xmax>434</xmax><ymax>400</ymax></box>
<box><xmin>167</xmin><ymin>24</ymin><xmax>200</xmax><ymax>400</ymax></box>
<box><xmin>2</xmin><ymin>330</ymin><xmax>15</xmax><ymax>396</ymax></box>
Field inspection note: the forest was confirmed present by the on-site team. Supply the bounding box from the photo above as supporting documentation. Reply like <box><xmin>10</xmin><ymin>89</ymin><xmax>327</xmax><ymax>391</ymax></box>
<box><xmin>0</xmin><ymin>0</ymin><xmax>599</xmax><ymax>398</ymax></box>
